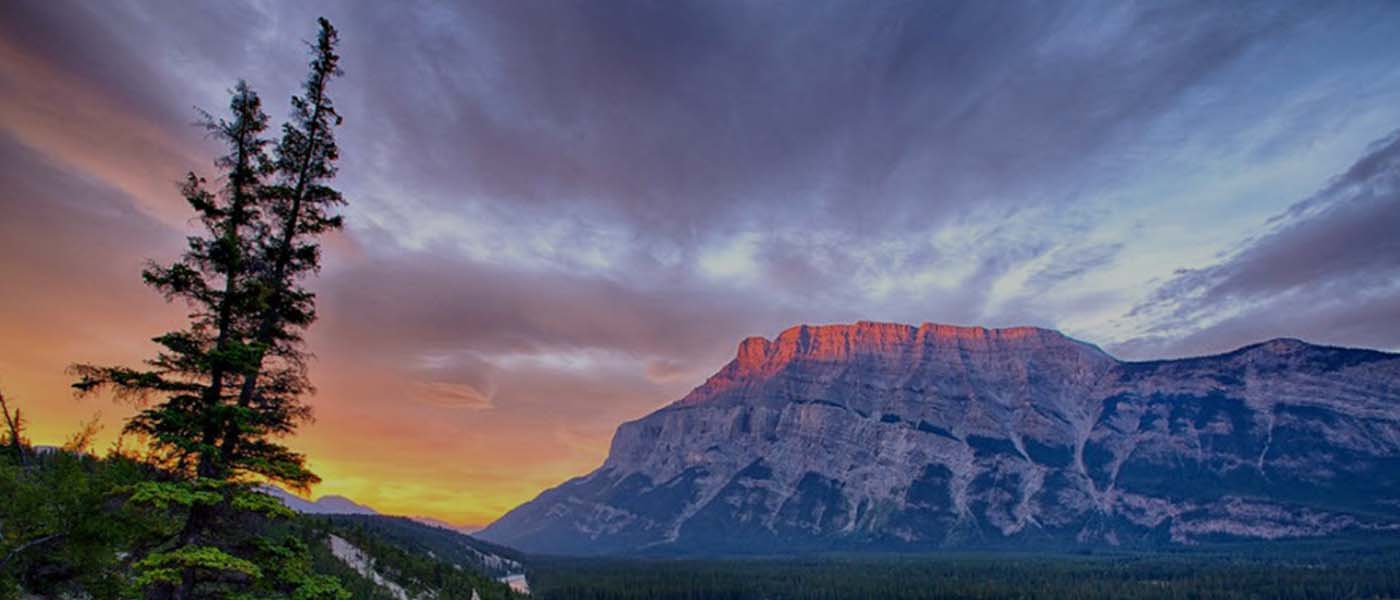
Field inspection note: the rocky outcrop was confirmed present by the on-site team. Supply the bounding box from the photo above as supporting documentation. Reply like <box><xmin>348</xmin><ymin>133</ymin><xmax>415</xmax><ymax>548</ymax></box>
<box><xmin>478</xmin><ymin>322</ymin><xmax>1400</xmax><ymax>555</ymax></box>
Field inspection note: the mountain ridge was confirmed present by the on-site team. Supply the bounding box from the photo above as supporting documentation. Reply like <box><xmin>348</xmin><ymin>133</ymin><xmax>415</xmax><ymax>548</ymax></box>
<box><xmin>479</xmin><ymin>321</ymin><xmax>1400</xmax><ymax>555</ymax></box>
<box><xmin>261</xmin><ymin>486</ymin><xmax>379</xmax><ymax>516</ymax></box>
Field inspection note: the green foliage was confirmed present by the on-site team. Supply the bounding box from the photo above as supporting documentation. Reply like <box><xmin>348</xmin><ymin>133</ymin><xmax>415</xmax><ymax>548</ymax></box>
<box><xmin>0</xmin><ymin>449</ymin><xmax>151</xmax><ymax>599</ymax></box>
<box><xmin>0</xmin><ymin>445</ymin><xmax>370</xmax><ymax>599</ymax></box>
<box><xmin>233</xmin><ymin>488</ymin><xmax>297</xmax><ymax>519</ymax></box>
<box><xmin>288</xmin><ymin>574</ymin><xmax>353</xmax><ymax>600</ymax></box>
<box><xmin>127</xmin><ymin>480</ymin><xmax>223</xmax><ymax>510</ymax></box>
<box><xmin>69</xmin><ymin>15</ymin><xmax>346</xmax><ymax>493</ymax></box>
<box><xmin>250</xmin><ymin>536</ymin><xmax>351</xmax><ymax>600</ymax></box>
<box><xmin>133</xmin><ymin>545</ymin><xmax>262</xmax><ymax>587</ymax></box>
<box><xmin>0</xmin><ymin>15</ymin><xmax>508</xmax><ymax>600</ymax></box>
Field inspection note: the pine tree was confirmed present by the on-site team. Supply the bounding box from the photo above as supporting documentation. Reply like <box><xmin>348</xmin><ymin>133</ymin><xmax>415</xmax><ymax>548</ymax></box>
<box><xmin>71</xmin><ymin>80</ymin><xmax>274</xmax><ymax>600</ymax></box>
<box><xmin>72</xmin><ymin>79</ymin><xmax>272</xmax><ymax>484</ymax></box>
<box><xmin>218</xmin><ymin>17</ymin><xmax>345</xmax><ymax>489</ymax></box>
<box><xmin>69</xmin><ymin>19</ymin><xmax>348</xmax><ymax>600</ymax></box>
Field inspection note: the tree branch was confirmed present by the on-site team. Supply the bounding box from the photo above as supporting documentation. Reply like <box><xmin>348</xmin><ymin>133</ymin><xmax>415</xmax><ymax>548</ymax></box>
<box><xmin>0</xmin><ymin>533</ymin><xmax>64</xmax><ymax>571</ymax></box>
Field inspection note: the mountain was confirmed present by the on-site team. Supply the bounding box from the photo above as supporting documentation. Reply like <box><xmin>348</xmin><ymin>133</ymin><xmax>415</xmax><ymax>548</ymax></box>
<box><xmin>262</xmin><ymin>487</ymin><xmax>483</xmax><ymax>534</ymax></box>
<box><xmin>477</xmin><ymin>321</ymin><xmax>1400</xmax><ymax>555</ymax></box>
<box><xmin>412</xmin><ymin>515</ymin><xmax>483</xmax><ymax>534</ymax></box>
<box><xmin>262</xmin><ymin>486</ymin><xmax>379</xmax><ymax>516</ymax></box>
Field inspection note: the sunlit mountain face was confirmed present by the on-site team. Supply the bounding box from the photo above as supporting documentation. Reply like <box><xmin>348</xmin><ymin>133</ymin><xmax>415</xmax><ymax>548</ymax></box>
<box><xmin>2</xmin><ymin>0</ymin><xmax>1399</xmax><ymax>528</ymax></box>
<box><xmin>480</xmin><ymin>323</ymin><xmax>1400</xmax><ymax>555</ymax></box>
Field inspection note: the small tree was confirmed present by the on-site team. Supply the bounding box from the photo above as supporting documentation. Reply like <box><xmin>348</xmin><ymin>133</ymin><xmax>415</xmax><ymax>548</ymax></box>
<box><xmin>0</xmin><ymin>387</ymin><xmax>27</xmax><ymax>466</ymax></box>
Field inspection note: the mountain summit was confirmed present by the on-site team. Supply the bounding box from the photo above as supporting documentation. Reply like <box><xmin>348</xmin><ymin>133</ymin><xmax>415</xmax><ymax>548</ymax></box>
<box><xmin>478</xmin><ymin>322</ymin><xmax>1400</xmax><ymax>555</ymax></box>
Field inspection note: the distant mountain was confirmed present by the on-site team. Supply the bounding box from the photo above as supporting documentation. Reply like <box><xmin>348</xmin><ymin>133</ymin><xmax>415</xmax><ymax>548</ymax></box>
<box><xmin>403</xmin><ymin>515</ymin><xmax>478</xmax><ymax>534</ymax></box>
<box><xmin>263</xmin><ymin>487</ymin><xmax>485</xmax><ymax>537</ymax></box>
<box><xmin>478</xmin><ymin>321</ymin><xmax>1400</xmax><ymax>555</ymax></box>
<box><xmin>262</xmin><ymin>486</ymin><xmax>379</xmax><ymax>516</ymax></box>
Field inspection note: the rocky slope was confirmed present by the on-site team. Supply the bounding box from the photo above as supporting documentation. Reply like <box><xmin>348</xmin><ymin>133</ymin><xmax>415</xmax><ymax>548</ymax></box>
<box><xmin>313</xmin><ymin>514</ymin><xmax>526</xmax><ymax>599</ymax></box>
<box><xmin>477</xmin><ymin>322</ymin><xmax>1400</xmax><ymax>555</ymax></box>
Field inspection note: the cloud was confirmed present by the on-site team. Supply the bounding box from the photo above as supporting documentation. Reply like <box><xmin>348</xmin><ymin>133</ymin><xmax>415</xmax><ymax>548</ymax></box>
<box><xmin>410</xmin><ymin>381</ymin><xmax>495</xmax><ymax>410</ymax></box>
<box><xmin>1025</xmin><ymin>243</ymin><xmax>1125</xmax><ymax>292</ymax></box>
<box><xmin>336</xmin><ymin>0</ymin><xmax>1317</xmax><ymax>245</ymax></box>
<box><xmin>5</xmin><ymin>0</ymin><xmax>1400</xmax><ymax>525</ymax></box>
<box><xmin>1121</xmin><ymin>130</ymin><xmax>1400</xmax><ymax>358</ymax></box>
<box><xmin>0</xmin><ymin>133</ymin><xmax>185</xmax><ymax>445</ymax></box>
<box><xmin>644</xmin><ymin>359</ymin><xmax>696</xmax><ymax>384</ymax></box>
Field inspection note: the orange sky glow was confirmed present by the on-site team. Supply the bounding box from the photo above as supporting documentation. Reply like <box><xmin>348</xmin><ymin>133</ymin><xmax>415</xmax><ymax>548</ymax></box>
<box><xmin>6</xmin><ymin>1</ymin><xmax>1400</xmax><ymax>530</ymax></box>
<box><xmin>0</xmin><ymin>43</ymin><xmax>691</xmax><ymax>525</ymax></box>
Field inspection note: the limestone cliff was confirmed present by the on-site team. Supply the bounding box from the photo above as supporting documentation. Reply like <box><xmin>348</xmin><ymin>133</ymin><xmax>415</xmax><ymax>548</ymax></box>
<box><xmin>478</xmin><ymin>322</ymin><xmax>1400</xmax><ymax>555</ymax></box>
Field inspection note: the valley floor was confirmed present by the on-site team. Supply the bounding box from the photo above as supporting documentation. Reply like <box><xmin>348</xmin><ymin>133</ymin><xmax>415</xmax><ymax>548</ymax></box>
<box><xmin>525</xmin><ymin>547</ymin><xmax>1400</xmax><ymax>600</ymax></box>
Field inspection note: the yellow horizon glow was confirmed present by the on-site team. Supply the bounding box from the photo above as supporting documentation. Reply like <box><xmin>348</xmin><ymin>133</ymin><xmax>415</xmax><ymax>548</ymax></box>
<box><xmin>16</xmin><ymin>395</ymin><xmax>614</xmax><ymax>529</ymax></box>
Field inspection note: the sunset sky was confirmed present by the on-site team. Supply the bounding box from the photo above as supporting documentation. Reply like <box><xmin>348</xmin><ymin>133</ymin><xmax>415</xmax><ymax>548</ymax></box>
<box><xmin>2</xmin><ymin>0</ymin><xmax>1399</xmax><ymax>528</ymax></box>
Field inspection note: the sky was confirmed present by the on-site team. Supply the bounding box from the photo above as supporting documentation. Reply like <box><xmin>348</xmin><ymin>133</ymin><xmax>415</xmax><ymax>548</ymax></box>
<box><xmin>2</xmin><ymin>0</ymin><xmax>1399</xmax><ymax>528</ymax></box>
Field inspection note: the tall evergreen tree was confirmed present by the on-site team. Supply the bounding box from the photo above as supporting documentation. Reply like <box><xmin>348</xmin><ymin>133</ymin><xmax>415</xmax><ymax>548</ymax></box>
<box><xmin>69</xmin><ymin>19</ymin><xmax>348</xmax><ymax>600</ymax></box>
<box><xmin>71</xmin><ymin>80</ymin><xmax>276</xmax><ymax>600</ymax></box>
<box><xmin>219</xmin><ymin>17</ymin><xmax>345</xmax><ymax>487</ymax></box>
<box><xmin>72</xmin><ymin>80</ymin><xmax>272</xmax><ymax>483</ymax></box>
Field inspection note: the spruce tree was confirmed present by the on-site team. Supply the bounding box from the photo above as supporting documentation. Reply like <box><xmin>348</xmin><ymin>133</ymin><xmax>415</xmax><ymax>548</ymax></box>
<box><xmin>72</xmin><ymin>79</ymin><xmax>272</xmax><ymax>484</ymax></box>
<box><xmin>70</xmin><ymin>19</ymin><xmax>348</xmax><ymax>600</ymax></box>
<box><xmin>219</xmin><ymin>17</ymin><xmax>345</xmax><ymax>487</ymax></box>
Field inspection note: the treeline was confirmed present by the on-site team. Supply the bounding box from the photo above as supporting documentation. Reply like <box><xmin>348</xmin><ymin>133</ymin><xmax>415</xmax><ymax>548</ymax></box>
<box><xmin>317</xmin><ymin>514</ymin><xmax>527</xmax><ymax>579</ymax></box>
<box><xmin>0</xmin><ymin>432</ymin><xmax>347</xmax><ymax>599</ymax></box>
<box><xmin>0</xmin><ymin>418</ymin><xmax>152</xmax><ymax>597</ymax></box>
<box><xmin>528</xmin><ymin>552</ymin><xmax>1400</xmax><ymax>600</ymax></box>
<box><xmin>0</xmin><ymin>439</ymin><xmax>524</xmax><ymax>599</ymax></box>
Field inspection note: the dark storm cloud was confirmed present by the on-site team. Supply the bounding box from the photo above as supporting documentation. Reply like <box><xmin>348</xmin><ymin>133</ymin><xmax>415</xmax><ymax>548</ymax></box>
<box><xmin>2</xmin><ymin>0</ymin><xmax>1334</xmax><ymax>299</ymax></box>
<box><xmin>1121</xmin><ymin>130</ymin><xmax>1400</xmax><ymax>358</ymax></box>
<box><xmin>4</xmin><ymin>0</ymin><xmax>1394</xmax><ymax>383</ymax></box>
<box><xmin>333</xmin><ymin>0</ymin><xmax>1317</xmax><ymax>240</ymax></box>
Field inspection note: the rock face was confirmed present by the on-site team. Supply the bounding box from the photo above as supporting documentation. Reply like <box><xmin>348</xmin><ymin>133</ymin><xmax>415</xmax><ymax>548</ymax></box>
<box><xmin>477</xmin><ymin>322</ymin><xmax>1400</xmax><ymax>555</ymax></box>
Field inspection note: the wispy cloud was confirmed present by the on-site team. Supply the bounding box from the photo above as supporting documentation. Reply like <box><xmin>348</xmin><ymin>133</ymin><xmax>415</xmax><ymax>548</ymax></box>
<box><xmin>411</xmin><ymin>381</ymin><xmax>495</xmax><ymax>411</ymax></box>
<box><xmin>3</xmin><ymin>0</ymin><xmax>1400</xmax><ymax>523</ymax></box>
<box><xmin>1119</xmin><ymin>130</ymin><xmax>1400</xmax><ymax>358</ymax></box>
